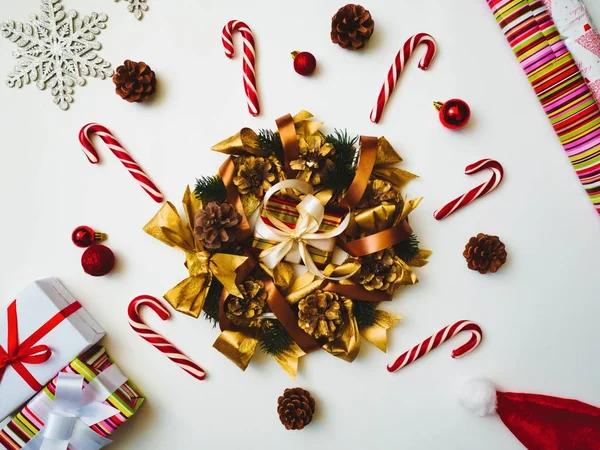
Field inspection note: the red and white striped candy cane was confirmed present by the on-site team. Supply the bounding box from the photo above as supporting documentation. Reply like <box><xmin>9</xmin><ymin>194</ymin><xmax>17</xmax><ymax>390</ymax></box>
<box><xmin>79</xmin><ymin>123</ymin><xmax>164</xmax><ymax>203</ymax></box>
<box><xmin>387</xmin><ymin>320</ymin><xmax>483</xmax><ymax>373</ymax></box>
<box><xmin>222</xmin><ymin>20</ymin><xmax>260</xmax><ymax>116</ymax></box>
<box><xmin>370</xmin><ymin>33</ymin><xmax>437</xmax><ymax>124</ymax></box>
<box><xmin>434</xmin><ymin>159</ymin><xmax>504</xmax><ymax>220</ymax></box>
<box><xmin>128</xmin><ymin>295</ymin><xmax>206</xmax><ymax>381</ymax></box>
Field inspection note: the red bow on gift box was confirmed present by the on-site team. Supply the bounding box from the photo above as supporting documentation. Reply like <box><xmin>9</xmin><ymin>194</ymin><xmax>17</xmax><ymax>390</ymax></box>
<box><xmin>0</xmin><ymin>300</ymin><xmax>81</xmax><ymax>391</ymax></box>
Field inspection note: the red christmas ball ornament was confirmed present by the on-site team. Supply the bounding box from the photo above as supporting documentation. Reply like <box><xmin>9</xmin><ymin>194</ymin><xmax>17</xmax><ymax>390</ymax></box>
<box><xmin>434</xmin><ymin>99</ymin><xmax>471</xmax><ymax>130</ymax></box>
<box><xmin>72</xmin><ymin>226</ymin><xmax>107</xmax><ymax>248</ymax></box>
<box><xmin>81</xmin><ymin>244</ymin><xmax>115</xmax><ymax>277</ymax></box>
<box><xmin>292</xmin><ymin>51</ymin><xmax>317</xmax><ymax>76</ymax></box>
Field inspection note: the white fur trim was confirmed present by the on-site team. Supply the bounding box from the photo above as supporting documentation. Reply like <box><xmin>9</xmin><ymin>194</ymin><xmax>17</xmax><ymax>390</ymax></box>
<box><xmin>459</xmin><ymin>379</ymin><xmax>498</xmax><ymax>417</ymax></box>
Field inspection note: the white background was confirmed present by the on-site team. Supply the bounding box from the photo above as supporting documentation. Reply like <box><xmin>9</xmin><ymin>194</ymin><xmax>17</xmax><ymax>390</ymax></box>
<box><xmin>1</xmin><ymin>0</ymin><xmax>599</xmax><ymax>449</ymax></box>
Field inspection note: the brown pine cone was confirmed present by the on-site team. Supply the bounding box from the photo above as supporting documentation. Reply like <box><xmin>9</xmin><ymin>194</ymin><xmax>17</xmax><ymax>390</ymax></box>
<box><xmin>331</xmin><ymin>4</ymin><xmax>375</xmax><ymax>50</ymax></box>
<box><xmin>224</xmin><ymin>278</ymin><xmax>267</xmax><ymax>325</ymax></box>
<box><xmin>193</xmin><ymin>202</ymin><xmax>241</xmax><ymax>250</ymax></box>
<box><xmin>113</xmin><ymin>60</ymin><xmax>157</xmax><ymax>103</ymax></box>
<box><xmin>277</xmin><ymin>388</ymin><xmax>316</xmax><ymax>431</ymax></box>
<box><xmin>463</xmin><ymin>233</ymin><xmax>507</xmax><ymax>274</ymax></box>
<box><xmin>298</xmin><ymin>290</ymin><xmax>344</xmax><ymax>342</ymax></box>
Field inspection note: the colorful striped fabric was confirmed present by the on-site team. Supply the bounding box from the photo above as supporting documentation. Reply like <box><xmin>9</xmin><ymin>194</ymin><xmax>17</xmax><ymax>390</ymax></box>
<box><xmin>251</xmin><ymin>195</ymin><xmax>344</xmax><ymax>269</ymax></box>
<box><xmin>488</xmin><ymin>0</ymin><xmax>600</xmax><ymax>213</ymax></box>
<box><xmin>0</xmin><ymin>346</ymin><xmax>144</xmax><ymax>450</ymax></box>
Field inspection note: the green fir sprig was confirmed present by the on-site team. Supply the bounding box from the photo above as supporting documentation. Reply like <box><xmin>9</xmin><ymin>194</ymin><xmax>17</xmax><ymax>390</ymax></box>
<box><xmin>258</xmin><ymin>129</ymin><xmax>284</xmax><ymax>162</ymax></box>
<box><xmin>353</xmin><ymin>300</ymin><xmax>379</xmax><ymax>330</ymax></box>
<box><xmin>394</xmin><ymin>234</ymin><xmax>420</xmax><ymax>263</ymax></box>
<box><xmin>260</xmin><ymin>319</ymin><xmax>293</xmax><ymax>356</ymax></box>
<box><xmin>194</xmin><ymin>175</ymin><xmax>227</xmax><ymax>204</ymax></box>
<box><xmin>324</xmin><ymin>129</ymin><xmax>359</xmax><ymax>191</ymax></box>
<box><xmin>203</xmin><ymin>279</ymin><xmax>223</xmax><ymax>327</ymax></box>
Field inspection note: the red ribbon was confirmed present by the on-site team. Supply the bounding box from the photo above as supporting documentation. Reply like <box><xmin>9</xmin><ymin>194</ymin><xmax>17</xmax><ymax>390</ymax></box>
<box><xmin>0</xmin><ymin>300</ymin><xmax>82</xmax><ymax>391</ymax></box>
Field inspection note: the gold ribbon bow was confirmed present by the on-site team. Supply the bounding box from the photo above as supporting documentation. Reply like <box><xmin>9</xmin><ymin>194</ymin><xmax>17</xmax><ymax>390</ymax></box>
<box><xmin>143</xmin><ymin>187</ymin><xmax>248</xmax><ymax>318</ymax></box>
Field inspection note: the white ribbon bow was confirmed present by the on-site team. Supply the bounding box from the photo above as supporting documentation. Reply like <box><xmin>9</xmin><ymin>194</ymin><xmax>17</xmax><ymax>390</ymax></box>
<box><xmin>255</xmin><ymin>179</ymin><xmax>352</xmax><ymax>280</ymax></box>
<box><xmin>23</xmin><ymin>365</ymin><xmax>127</xmax><ymax>450</ymax></box>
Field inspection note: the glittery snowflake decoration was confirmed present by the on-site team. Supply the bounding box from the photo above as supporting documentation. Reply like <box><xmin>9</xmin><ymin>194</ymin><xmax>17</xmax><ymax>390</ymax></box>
<box><xmin>0</xmin><ymin>0</ymin><xmax>114</xmax><ymax>110</ymax></box>
<box><xmin>115</xmin><ymin>0</ymin><xmax>149</xmax><ymax>20</ymax></box>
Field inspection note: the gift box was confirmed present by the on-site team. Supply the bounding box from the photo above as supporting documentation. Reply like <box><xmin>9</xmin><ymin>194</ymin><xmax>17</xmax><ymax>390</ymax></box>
<box><xmin>251</xmin><ymin>195</ymin><xmax>345</xmax><ymax>269</ymax></box>
<box><xmin>0</xmin><ymin>278</ymin><xmax>105</xmax><ymax>420</ymax></box>
<box><xmin>0</xmin><ymin>346</ymin><xmax>144</xmax><ymax>449</ymax></box>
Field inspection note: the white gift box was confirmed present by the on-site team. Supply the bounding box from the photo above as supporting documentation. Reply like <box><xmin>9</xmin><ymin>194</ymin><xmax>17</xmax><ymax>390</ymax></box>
<box><xmin>0</xmin><ymin>278</ymin><xmax>105</xmax><ymax>420</ymax></box>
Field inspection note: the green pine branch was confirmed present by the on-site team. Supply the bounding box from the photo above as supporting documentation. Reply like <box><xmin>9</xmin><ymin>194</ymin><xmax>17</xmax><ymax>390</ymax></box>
<box><xmin>194</xmin><ymin>175</ymin><xmax>227</xmax><ymax>204</ymax></box>
<box><xmin>394</xmin><ymin>234</ymin><xmax>420</xmax><ymax>263</ymax></box>
<box><xmin>260</xmin><ymin>319</ymin><xmax>293</xmax><ymax>356</ymax></box>
<box><xmin>353</xmin><ymin>300</ymin><xmax>379</xmax><ymax>330</ymax></box>
<box><xmin>324</xmin><ymin>129</ymin><xmax>359</xmax><ymax>191</ymax></box>
<box><xmin>203</xmin><ymin>279</ymin><xmax>223</xmax><ymax>327</ymax></box>
<box><xmin>258</xmin><ymin>129</ymin><xmax>284</xmax><ymax>162</ymax></box>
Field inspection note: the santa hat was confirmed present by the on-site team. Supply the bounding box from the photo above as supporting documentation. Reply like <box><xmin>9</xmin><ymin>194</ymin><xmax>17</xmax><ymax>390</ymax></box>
<box><xmin>460</xmin><ymin>379</ymin><xmax>600</xmax><ymax>450</ymax></box>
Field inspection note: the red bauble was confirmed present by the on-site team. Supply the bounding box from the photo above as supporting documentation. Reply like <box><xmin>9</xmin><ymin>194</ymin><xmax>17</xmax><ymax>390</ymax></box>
<box><xmin>81</xmin><ymin>244</ymin><xmax>115</xmax><ymax>277</ymax></box>
<box><xmin>435</xmin><ymin>99</ymin><xmax>471</xmax><ymax>130</ymax></box>
<box><xmin>72</xmin><ymin>226</ymin><xmax>107</xmax><ymax>248</ymax></box>
<box><xmin>292</xmin><ymin>51</ymin><xmax>317</xmax><ymax>76</ymax></box>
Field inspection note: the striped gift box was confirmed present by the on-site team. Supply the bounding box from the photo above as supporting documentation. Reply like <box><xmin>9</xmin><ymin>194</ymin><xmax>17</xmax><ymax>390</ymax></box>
<box><xmin>488</xmin><ymin>0</ymin><xmax>600</xmax><ymax>212</ymax></box>
<box><xmin>0</xmin><ymin>346</ymin><xmax>144</xmax><ymax>449</ymax></box>
<box><xmin>251</xmin><ymin>195</ymin><xmax>345</xmax><ymax>269</ymax></box>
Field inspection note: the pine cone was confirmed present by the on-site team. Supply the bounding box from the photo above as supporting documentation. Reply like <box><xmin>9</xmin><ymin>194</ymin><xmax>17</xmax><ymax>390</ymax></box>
<box><xmin>193</xmin><ymin>202</ymin><xmax>241</xmax><ymax>250</ymax></box>
<box><xmin>463</xmin><ymin>233</ymin><xmax>507</xmax><ymax>274</ymax></box>
<box><xmin>355</xmin><ymin>248</ymin><xmax>405</xmax><ymax>293</ymax></box>
<box><xmin>331</xmin><ymin>4</ymin><xmax>375</xmax><ymax>50</ymax></box>
<box><xmin>233</xmin><ymin>156</ymin><xmax>276</xmax><ymax>197</ymax></box>
<box><xmin>277</xmin><ymin>388</ymin><xmax>316</xmax><ymax>431</ymax></box>
<box><xmin>290</xmin><ymin>135</ymin><xmax>336</xmax><ymax>186</ymax></box>
<box><xmin>298</xmin><ymin>290</ymin><xmax>344</xmax><ymax>342</ymax></box>
<box><xmin>357</xmin><ymin>179</ymin><xmax>400</xmax><ymax>209</ymax></box>
<box><xmin>113</xmin><ymin>60</ymin><xmax>157</xmax><ymax>103</ymax></box>
<box><xmin>225</xmin><ymin>278</ymin><xmax>267</xmax><ymax>325</ymax></box>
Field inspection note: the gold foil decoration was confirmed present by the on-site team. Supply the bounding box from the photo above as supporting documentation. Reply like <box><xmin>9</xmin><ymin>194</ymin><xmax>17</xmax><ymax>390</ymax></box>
<box><xmin>408</xmin><ymin>249</ymin><xmax>432</xmax><ymax>267</ymax></box>
<box><xmin>360</xmin><ymin>310</ymin><xmax>401</xmax><ymax>352</ymax></box>
<box><xmin>213</xmin><ymin>330</ymin><xmax>259</xmax><ymax>371</ymax></box>
<box><xmin>211</xmin><ymin>128</ymin><xmax>266</xmax><ymax>156</ymax></box>
<box><xmin>144</xmin><ymin>187</ymin><xmax>248</xmax><ymax>318</ymax></box>
<box><xmin>273</xmin><ymin>342</ymin><xmax>306</xmax><ymax>379</ymax></box>
<box><xmin>371</xmin><ymin>137</ymin><xmax>419</xmax><ymax>189</ymax></box>
<box><xmin>322</xmin><ymin>297</ymin><xmax>361</xmax><ymax>362</ymax></box>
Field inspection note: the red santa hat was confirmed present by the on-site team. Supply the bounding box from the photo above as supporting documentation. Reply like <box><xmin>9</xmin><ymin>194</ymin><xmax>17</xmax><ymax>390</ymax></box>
<box><xmin>460</xmin><ymin>379</ymin><xmax>600</xmax><ymax>450</ymax></box>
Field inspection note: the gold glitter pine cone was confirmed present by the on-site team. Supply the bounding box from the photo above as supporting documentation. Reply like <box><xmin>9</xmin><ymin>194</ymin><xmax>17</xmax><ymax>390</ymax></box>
<box><xmin>356</xmin><ymin>179</ymin><xmax>400</xmax><ymax>208</ymax></box>
<box><xmin>290</xmin><ymin>135</ymin><xmax>336</xmax><ymax>186</ymax></box>
<box><xmin>298</xmin><ymin>290</ymin><xmax>345</xmax><ymax>342</ymax></box>
<box><xmin>225</xmin><ymin>278</ymin><xmax>267</xmax><ymax>324</ymax></box>
<box><xmin>277</xmin><ymin>388</ymin><xmax>316</xmax><ymax>431</ymax></box>
<box><xmin>331</xmin><ymin>4</ymin><xmax>375</xmax><ymax>50</ymax></box>
<box><xmin>113</xmin><ymin>60</ymin><xmax>157</xmax><ymax>103</ymax></box>
<box><xmin>355</xmin><ymin>248</ymin><xmax>404</xmax><ymax>293</ymax></box>
<box><xmin>233</xmin><ymin>156</ymin><xmax>276</xmax><ymax>197</ymax></box>
<box><xmin>193</xmin><ymin>202</ymin><xmax>241</xmax><ymax>250</ymax></box>
<box><xmin>463</xmin><ymin>233</ymin><xmax>507</xmax><ymax>274</ymax></box>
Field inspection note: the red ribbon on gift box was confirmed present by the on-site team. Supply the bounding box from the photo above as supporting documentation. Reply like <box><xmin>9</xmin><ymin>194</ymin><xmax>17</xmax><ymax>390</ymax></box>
<box><xmin>0</xmin><ymin>299</ymin><xmax>82</xmax><ymax>391</ymax></box>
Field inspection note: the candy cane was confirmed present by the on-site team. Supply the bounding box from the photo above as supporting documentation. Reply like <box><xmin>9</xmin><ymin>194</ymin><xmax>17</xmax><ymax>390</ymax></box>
<box><xmin>222</xmin><ymin>20</ymin><xmax>260</xmax><ymax>116</ymax></box>
<box><xmin>79</xmin><ymin>123</ymin><xmax>164</xmax><ymax>203</ymax></box>
<box><xmin>128</xmin><ymin>295</ymin><xmax>206</xmax><ymax>381</ymax></box>
<box><xmin>370</xmin><ymin>33</ymin><xmax>437</xmax><ymax>124</ymax></box>
<box><xmin>434</xmin><ymin>159</ymin><xmax>504</xmax><ymax>220</ymax></box>
<box><xmin>388</xmin><ymin>320</ymin><xmax>483</xmax><ymax>373</ymax></box>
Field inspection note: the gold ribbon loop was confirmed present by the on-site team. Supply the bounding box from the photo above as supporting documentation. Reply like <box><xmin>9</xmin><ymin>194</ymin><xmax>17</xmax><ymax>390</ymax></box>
<box><xmin>219</xmin><ymin>157</ymin><xmax>253</xmax><ymax>242</ymax></box>
<box><xmin>339</xmin><ymin>136</ymin><xmax>379</xmax><ymax>209</ymax></box>
<box><xmin>339</xmin><ymin>220</ymin><xmax>413</xmax><ymax>257</ymax></box>
<box><xmin>276</xmin><ymin>114</ymin><xmax>300</xmax><ymax>178</ymax></box>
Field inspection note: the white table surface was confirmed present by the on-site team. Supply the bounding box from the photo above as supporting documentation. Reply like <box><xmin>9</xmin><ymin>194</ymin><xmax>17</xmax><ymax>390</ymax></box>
<box><xmin>1</xmin><ymin>1</ymin><xmax>599</xmax><ymax>449</ymax></box>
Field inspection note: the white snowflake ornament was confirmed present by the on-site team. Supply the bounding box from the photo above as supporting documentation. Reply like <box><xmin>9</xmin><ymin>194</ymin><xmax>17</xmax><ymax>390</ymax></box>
<box><xmin>1</xmin><ymin>0</ymin><xmax>114</xmax><ymax>110</ymax></box>
<box><xmin>115</xmin><ymin>0</ymin><xmax>149</xmax><ymax>20</ymax></box>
